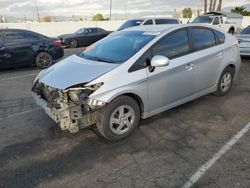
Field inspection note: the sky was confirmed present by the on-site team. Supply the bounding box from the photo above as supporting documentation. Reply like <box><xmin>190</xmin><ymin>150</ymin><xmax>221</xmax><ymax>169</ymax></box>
<box><xmin>0</xmin><ymin>0</ymin><xmax>250</xmax><ymax>19</ymax></box>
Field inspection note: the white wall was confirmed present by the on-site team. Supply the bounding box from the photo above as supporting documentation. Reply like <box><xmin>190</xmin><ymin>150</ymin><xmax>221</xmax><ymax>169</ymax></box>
<box><xmin>0</xmin><ymin>20</ymin><xmax>125</xmax><ymax>37</ymax></box>
<box><xmin>1</xmin><ymin>17</ymin><xmax>250</xmax><ymax>37</ymax></box>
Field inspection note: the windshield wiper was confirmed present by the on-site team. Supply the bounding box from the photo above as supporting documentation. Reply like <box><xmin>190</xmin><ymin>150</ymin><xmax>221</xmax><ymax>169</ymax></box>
<box><xmin>82</xmin><ymin>55</ymin><xmax>118</xmax><ymax>64</ymax></box>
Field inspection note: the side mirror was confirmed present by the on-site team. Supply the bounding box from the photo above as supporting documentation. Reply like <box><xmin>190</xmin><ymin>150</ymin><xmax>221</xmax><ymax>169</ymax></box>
<box><xmin>151</xmin><ymin>55</ymin><xmax>170</xmax><ymax>68</ymax></box>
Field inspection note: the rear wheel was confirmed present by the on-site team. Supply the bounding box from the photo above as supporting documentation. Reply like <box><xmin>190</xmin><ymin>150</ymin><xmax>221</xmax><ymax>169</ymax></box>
<box><xmin>215</xmin><ymin>66</ymin><xmax>234</xmax><ymax>96</ymax></box>
<box><xmin>96</xmin><ymin>96</ymin><xmax>140</xmax><ymax>141</ymax></box>
<box><xmin>69</xmin><ymin>39</ymin><xmax>78</xmax><ymax>48</ymax></box>
<box><xmin>228</xmin><ymin>28</ymin><xmax>234</xmax><ymax>35</ymax></box>
<box><xmin>35</xmin><ymin>52</ymin><xmax>53</xmax><ymax>69</ymax></box>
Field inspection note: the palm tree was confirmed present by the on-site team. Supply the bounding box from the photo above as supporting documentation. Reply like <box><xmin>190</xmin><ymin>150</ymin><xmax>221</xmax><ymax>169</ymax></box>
<box><xmin>217</xmin><ymin>0</ymin><xmax>222</xmax><ymax>11</ymax></box>
<box><xmin>204</xmin><ymin>0</ymin><xmax>208</xmax><ymax>13</ymax></box>
<box><xmin>231</xmin><ymin>6</ymin><xmax>250</xmax><ymax>16</ymax></box>
<box><xmin>212</xmin><ymin>0</ymin><xmax>217</xmax><ymax>10</ymax></box>
<box><xmin>209</xmin><ymin>0</ymin><xmax>213</xmax><ymax>11</ymax></box>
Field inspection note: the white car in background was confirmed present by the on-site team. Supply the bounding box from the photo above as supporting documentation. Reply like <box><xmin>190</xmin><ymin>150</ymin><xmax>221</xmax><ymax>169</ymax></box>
<box><xmin>237</xmin><ymin>26</ymin><xmax>250</xmax><ymax>56</ymax></box>
<box><xmin>117</xmin><ymin>16</ymin><xmax>181</xmax><ymax>31</ymax></box>
<box><xmin>192</xmin><ymin>11</ymin><xmax>243</xmax><ymax>34</ymax></box>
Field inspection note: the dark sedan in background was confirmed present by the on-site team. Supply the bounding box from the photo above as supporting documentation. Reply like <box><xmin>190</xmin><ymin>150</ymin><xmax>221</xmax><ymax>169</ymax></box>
<box><xmin>237</xmin><ymin>26</ymin><xmax>250</xmax><ymax>56</ymax></box>
<box><xmin>58</xmin><ymin>27</ymin><xmax>112</xmax><ymax>48</ymax></box>
<box><xmin>0</xmin><ymin>29</ymin><xmax>64</xmax><ymax>69</ymax></box>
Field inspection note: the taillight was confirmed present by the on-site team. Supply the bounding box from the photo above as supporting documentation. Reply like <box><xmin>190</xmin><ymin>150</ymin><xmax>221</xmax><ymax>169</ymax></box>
<box><xmin>235</xmin><ymin>40</ymin><xmax>240</xmax><ymax>47</ymax></box>
<box><xmin>53</xmin><ymin>39</ymin><xmax>61</xmax><ymax>46</ymax></box>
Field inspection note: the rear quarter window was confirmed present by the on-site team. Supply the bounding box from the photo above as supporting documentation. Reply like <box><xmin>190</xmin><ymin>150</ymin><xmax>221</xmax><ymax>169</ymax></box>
<box><xmin>27</xmin><ymin>32</ymin><xmax>41</xmax><ymax>40</ymax></box>
<box><xmin>213</xmin><ymin>30</ymin><xmax>225</xmax><ymax>44</ymax></box>
<box><xmin>191</xmin><ymin>28</ymin><xmax>216</xmax><ymax>50</ymax></box>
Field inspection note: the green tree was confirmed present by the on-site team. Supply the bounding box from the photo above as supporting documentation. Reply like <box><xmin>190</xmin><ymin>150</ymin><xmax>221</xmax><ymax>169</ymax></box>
<box><xmin>92</xmin><ymin>13</ymin><xmax>109</xmax><ymax>21</ymax></box>
<box><xmin>182</xmin><ymin>8</ymin><xmax>193</xmax><ymax>18</ymax></box>
<box><xmin>231</xmin><ymin>6</ymin><xmax>250</xmax><ymax>16</ymax></box>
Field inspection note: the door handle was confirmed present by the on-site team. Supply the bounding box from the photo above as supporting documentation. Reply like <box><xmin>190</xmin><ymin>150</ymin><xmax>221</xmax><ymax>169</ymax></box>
<box><xmin>216</xmin><ymin>52</ymin><xmax>223</xmax><ymax>58</ymax></box>
<box><xmin>185</xmin><ymin>63</ymin><xmax>194</xmax><ymax>71</ymax></box>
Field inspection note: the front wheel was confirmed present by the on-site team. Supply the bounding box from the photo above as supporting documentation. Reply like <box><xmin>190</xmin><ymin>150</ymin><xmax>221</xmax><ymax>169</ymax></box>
<box><xmin>35</xmin><ymin>52</ymin><xmax>53</xmax><ymax>69</ymax></box>
<box><xmin>215</xmin><ymin>67</ymin><xmax>234</xmax><ymax>96</ymax></box>
<box><xmin>69</xmin><ymin>39</ymin><xmax>78</xmax><ymax>48</ymax></box>
<box><xmin>228</xmin><ymin>29</ymin><xmax>234</xmax><ymax>35</ymax></box>
<box><xmin>96</xmin><ymin>96</ymin><xmax>140</xmax><ymax>142</ymax></box>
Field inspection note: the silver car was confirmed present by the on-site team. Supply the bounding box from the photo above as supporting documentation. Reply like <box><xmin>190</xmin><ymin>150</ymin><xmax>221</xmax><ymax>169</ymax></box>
<box><xmin>32</xmin><ymin>24</ymin><xmax>241</xmax><ymax>141</ymax></box>
<box><xmin>237</xmin><ymin>26</ymin><xmax>250</xmax><ymax>56</ymax></box>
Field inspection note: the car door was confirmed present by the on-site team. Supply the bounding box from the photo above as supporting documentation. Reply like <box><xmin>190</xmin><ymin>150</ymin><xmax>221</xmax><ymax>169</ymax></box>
<box><xmin>87</xmin><ymin>28</ymin><xmax>101</xmax><ymax>44</ymax></box>
<box><xmin>143</xmin><ymin>19</ymin><xmax>153</xmax><ymax>25</ymax></box>
<box><xmin>4</xmin><ymin>31</ymin><xmax>35</xmax><ymax>66</ymax></box>
<box><xmin>212</xmin><ymin>17</ymin><xmax>222</xmax><ymax>29</ymax></box>
<box><xmin>0</xmin><ymin>31</ymin><xmax>10</xmax><ymax>68</ymax></box>
<box><xmin>146</xmin><ymin>28</ymin><xmax>195</xmax><ymax>113</ymax></box>
<box><xmin>189</xmin><ymin>27</ymin><xmax>222</xmax><ymax>93</ymax></box>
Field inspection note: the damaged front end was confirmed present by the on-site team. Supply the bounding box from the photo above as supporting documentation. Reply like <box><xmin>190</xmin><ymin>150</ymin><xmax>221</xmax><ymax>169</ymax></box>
<box><xmin>31</xmin><ymin>81</ymin><xmax>105</xmax><ymax>133</ymax></box>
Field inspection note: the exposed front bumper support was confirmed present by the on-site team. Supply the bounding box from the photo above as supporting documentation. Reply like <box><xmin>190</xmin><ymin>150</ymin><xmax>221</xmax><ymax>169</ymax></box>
<box><xmin>32</xmin><ymin>92</ymin><xmax>97</xmax><ymax>133</ymax></box>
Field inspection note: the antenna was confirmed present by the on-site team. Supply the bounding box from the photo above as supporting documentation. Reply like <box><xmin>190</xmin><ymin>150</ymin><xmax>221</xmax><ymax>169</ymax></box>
<box><xmin>34</xmin><ymin>0</ymin><xmax>40</xmax><ymax>22</ymax></box>
<box><xmin>109</xmin><ymin>0</ymin><xmax>112</xmax><ymax>21</ymax></box>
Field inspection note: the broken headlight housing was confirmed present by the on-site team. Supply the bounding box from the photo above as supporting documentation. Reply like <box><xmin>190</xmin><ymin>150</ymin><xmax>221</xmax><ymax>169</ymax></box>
<box><xmin>66</xmin><ymin>82</ymin><xmax>105</xmax><ymax>109</ymax></box>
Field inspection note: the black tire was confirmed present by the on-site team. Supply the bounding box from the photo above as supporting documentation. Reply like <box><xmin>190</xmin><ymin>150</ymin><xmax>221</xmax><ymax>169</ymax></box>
<box><xmin>96</xmin><ymin>96</ymin><xmax>140</xmax><ymax>142</ymax></box>
<box><xmin>35</xmin><ymin>52</ymin><xmax>53</xmax><ymax>69</ymax></box>
<box><xmin>215</xmin><ymin>66</ymin><xmax>235</xmax><ymax>96</ymax></box>
<box><xmin>69</xmin><ymin>39</ymin><xmax>78</xmax><ymax>48</ymax></box>
<box><xmin>228</xmin><ymin>29</ymin><xmax>234</xmax><ymax>35</ymax></box>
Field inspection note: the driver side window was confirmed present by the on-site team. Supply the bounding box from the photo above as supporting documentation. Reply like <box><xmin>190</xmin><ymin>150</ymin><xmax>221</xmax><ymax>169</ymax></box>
<box><xmin>213</xmin><ymin>17</ymin><xmax>220</xmax><ymax>25</ymax></box>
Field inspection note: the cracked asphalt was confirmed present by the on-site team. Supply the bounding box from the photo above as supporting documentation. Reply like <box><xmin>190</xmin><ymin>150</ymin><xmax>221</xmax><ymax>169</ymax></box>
<box><xmin>0</xmin><ymin>48</ymin><xmax>250</xmax><ymax>188</ymax></box>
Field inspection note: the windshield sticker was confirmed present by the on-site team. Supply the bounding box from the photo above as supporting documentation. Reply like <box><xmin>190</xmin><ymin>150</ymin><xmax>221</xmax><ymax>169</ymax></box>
<box><xmin>143</xmin><ymin>32</ymin><xmax>161</xmax><ymax>36</ymax></box>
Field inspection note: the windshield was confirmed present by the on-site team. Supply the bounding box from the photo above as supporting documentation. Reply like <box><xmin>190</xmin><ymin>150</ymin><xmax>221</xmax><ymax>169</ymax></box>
<box><xmin>193</xmin><ymin>16</ymin><xmax>213</xmax><ymax>24</ymax></box>
<box><xmin>240</xmin><ymin>26</ymin><xmax>250</xmax><ymax>34</ymax></box>
<box><xmin>81</xmin><ymin>31</ymin><xmax>157</xmax><ymax>64</ymax></box>
<box><xmin>117</xmin><ymin>19</ymin><xmax>144</xmax><ymax>31</ymax></box>
<box><xmin>75</xmin><ymin>28</ymin><xmax>85</xmax><ymax>34</ymax></box>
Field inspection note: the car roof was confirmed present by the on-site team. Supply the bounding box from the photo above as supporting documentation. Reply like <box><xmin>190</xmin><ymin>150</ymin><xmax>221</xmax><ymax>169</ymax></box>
<box><xmin>141</xmin><ymin>16</ymin><xmax>178</xmax><ymax>20</ymax></box>
<box><xmin>122</xmin><ymin>23</ymin><xmax>220</xmax><ymax>34</ymax></box>
<box><xmin>0</xmin><ymin>28</ymin><xmax>32</xmax><ymax>32</ymax></box>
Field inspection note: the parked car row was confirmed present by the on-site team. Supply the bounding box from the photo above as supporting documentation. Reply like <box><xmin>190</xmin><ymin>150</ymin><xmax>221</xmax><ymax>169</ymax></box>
<box><xmin>1</xmin><ymin>15</ymin><xmax>250</xmax><ymax>71</ymax></box>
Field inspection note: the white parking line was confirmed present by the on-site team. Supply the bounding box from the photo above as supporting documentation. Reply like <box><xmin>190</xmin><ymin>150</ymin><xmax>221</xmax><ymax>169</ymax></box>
<box><xmin>0</xmin><ymin>108</ymin><xmax>41</xmax><ymax>121</ymax></box>
<box><xmin>182</xmin><ymin>122</ymin><xmax>250</xmax><ymax>188</ymax></box>
<box><xmin>0</xmin><ymin>73</ymin><xmax>37</xmax><ymax>81</ymax></box>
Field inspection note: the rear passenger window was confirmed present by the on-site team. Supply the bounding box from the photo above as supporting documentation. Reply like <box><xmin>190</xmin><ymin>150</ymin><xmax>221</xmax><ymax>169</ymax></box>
<box><xmin>191</xmin><ymin>28</ymin><xmax>216</xmax><ymax>50</ymax></box>
<box><xmin>5</xmin><ymin>31</ymin><xmax>27</xmax><ymax>43</ymax></box>
<box><xmin>5</xmin><ymin>32</ymin><xmax>17</xmax><ymax>43</ymax></box>
<box><xmin>27</xmin><ymin>32</ymin><xmax>40</xmax><ymax>40</ymax></box>
<box><xmin>213</xmin><ymin>30</ymin><xmax>225</xmax><ymax>44</ymax></box>
<box><xmin>144</xmin><ymin>20</ymin><xmax>153</xmax><ymax>25</ymax></box>
<box><xmin>153</xmin><ymin>29</ymin><xmax>190</xmax><ymax>59</ymax></box>
<box><xmin>155</xmin><ymin>19</ymin><xmax>179</xmax><ymax>24</ymax></box>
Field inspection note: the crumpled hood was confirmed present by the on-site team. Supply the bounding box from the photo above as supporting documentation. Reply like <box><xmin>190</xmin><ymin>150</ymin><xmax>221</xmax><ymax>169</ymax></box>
<box><xmin>37</xmin><ymin>54</ymin><xmax>119</xmax><ymax>90</ymax></box>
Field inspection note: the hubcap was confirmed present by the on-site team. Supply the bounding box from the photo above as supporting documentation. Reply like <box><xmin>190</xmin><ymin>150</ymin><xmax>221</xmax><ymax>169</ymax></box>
<box><xmin>109</xmin><ymin>105</ymin><xmax>135</xmax><ymax>135</ymax></box>
<box><xmin>70</xmin><ymin>40</ymin><xmax>77</xmax><ymax>48</ymax></box>
<box><xmin>37</xmin><ymin>52</ymin><xmax>52</xmax><ymax>68</ymax></box>
<box><xmin>221</xmin><ymin>72</ymin><xmax>232</xmax><ymax>92</ymax></box>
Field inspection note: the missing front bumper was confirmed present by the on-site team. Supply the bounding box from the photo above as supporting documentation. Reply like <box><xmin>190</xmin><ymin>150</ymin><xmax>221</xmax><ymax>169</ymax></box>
<box><xmin>32</xmin><ymin>92</ymin><xmax>98</xmax><ymax>133</ymax></box>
